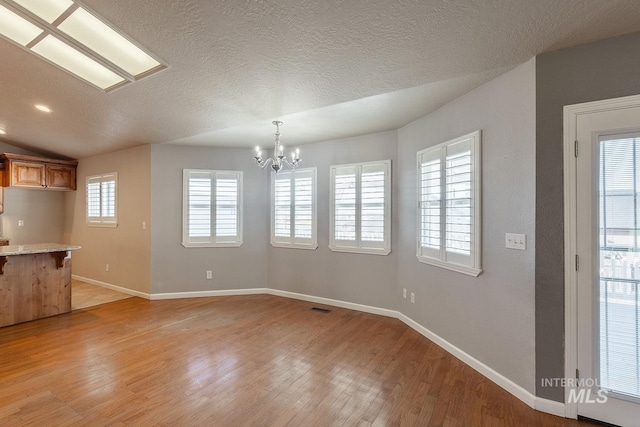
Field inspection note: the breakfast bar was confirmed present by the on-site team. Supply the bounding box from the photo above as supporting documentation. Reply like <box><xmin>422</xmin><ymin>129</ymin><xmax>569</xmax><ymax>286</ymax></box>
<box><xmin>0</xmin><ymin>243</ymin><xmax>80</xmax><ymax>328</ymax></box>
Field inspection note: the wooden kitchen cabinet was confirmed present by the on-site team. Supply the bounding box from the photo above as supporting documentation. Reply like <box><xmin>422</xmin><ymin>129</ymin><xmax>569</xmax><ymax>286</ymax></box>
<box><xmin>45</xmin><ymin>164</ymin><xmax>77</xmax><ymax>190</ymax></box>
<box><xmin>0</xmin><ymin>153</ymin><xmax>77</xmax><ymax>191</ymax></box>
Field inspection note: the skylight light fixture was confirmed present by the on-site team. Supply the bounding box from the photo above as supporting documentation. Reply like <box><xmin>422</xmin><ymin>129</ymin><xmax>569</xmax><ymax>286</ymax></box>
<box><xmin>0</xmin><ymin>4</ymin><xmax>41</xmax><ymax>45</ymax></box>
<box><xmin>32</xmin><ymin>34</ymin><xmax>125</xmax><ymax>90</ymax></box>
<box><xmin>0</xmin><ymin>0</ymin><xmax>166</xmax><ymax>91</ymax></box>
<box><xmin>12</xmin><ymin>0</ymin><xmax>73</xmax><ymax>24</ymax></box>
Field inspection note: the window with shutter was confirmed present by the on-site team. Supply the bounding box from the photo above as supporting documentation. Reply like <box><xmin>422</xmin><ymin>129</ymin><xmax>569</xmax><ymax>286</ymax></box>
<box><xmin>417</xmin><ymin>131</ymin><xmax>481</xmax><ymax>276</ymax></box>
<box><xmin>330</xmin><ymin>160</ymin><xmax>390</xmax><ymax>255</ymax></box>
<box><xmin>86</xmin><ymin>173</ymin><xmax>117</xmax><ymax>227</ymax></box>
<box><xmin>271</xmin><ymin>168</ymin><xmax>317</xmax><ymax>249</ymax></box>
<box><xmin>182</xmin><ymin>169</ymin><xmax>243</xmax><ymax>247</ymax></box>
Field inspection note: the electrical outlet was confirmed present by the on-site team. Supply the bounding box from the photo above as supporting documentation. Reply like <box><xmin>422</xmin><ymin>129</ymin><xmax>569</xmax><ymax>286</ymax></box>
<box><xmin>106</xmin><ymin>264</ymin><xmax>109</xmax><ymax>272</ymax></box>
<box><xmin>206</xmin><ymin>270</ymin><xmax>212</xmax><ymax>279</ymax></box>
<box><xmin>18</xmin><ymin>220</ymin><xmax>24</xmax><ymax>227</ymax></box>
<box><xmin>403</xmin><ymin>288</ymin><xmax>407</xmax><ymax>299</ymax></box>
<box><xmin>505</xmin><ymin>233</ymin><xmax>526</xmax><ymax>250</ymax></box>
<box><xmin>410</xmin><ymin>292</ymin><xmax>415</xmax><ymax>304</ymax></box>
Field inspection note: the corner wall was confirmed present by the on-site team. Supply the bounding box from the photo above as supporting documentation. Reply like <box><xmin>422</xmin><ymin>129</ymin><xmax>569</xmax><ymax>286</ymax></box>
<box><xmin>150</xmin><ymin>144</ymin><xmax>269</xmax><ymax>293</ymax></box>
<box><xmin>63</xmin><ymin>144</ymin><xmax>151</xmax><ymax>294</ymax></box>
<box><xmin>536</xmin><ymin>31</ymin><xmax>640</xmax><ymax>402</ymax></box>
<box><xmin>397</xmin><ymin>59</ymin><xmax>537</xmax><ymax>393</ymax></box>
<box><xmin>267</xmin><ymin>131</ymin><xmax>398</xmax><ymax>310</ymax></box>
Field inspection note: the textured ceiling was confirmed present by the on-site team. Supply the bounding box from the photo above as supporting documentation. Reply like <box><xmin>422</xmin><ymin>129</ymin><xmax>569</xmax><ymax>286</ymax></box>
<box><xmin>1</xmin><ymin>0</ymin><xmax>640</xmax><ymax>159</ymax></box>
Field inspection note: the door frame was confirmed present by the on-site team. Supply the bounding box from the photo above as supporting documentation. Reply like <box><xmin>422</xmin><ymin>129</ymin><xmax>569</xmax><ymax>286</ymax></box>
<box><xmin>563</xmin><ymin>93</ymin><xmax>640</xmax><ymax>419</ymax></box>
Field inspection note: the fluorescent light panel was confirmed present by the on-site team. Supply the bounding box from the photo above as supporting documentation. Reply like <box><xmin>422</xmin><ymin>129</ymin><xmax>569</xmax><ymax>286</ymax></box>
<box><xmin>12</xmin><ymin>0</ymin><xmax>73</xmax><ymax>24</ymax></box>
<box><xmin>0</xmin><ymin>0</ymin><xmax>164</xmax><ymax>91</ymax></box>
<box><xmin>0</xmin><ymin>4</ymin><xmax>42</xmax><ymax>45</ymax></box>
<box><xmin>32</xmin><ymin>35</ymin><xmax>125</xmax><ymax>89</ymax></box>
<box><xmin>59</xmin><ymin>8</ymin><xmax>160</xmax><ymax>76</ymax></box>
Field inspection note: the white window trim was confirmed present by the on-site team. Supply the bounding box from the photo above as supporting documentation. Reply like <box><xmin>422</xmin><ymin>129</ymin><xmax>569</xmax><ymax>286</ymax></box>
<box><xmin>416</xmin><ymin>131</ymin><xmax>482</xmax><ymax>277</ymax></box>
<box><xmin>182</xmin><ymin>169</ymin><xmax>243</xmax><ymax>248</ymax></box>
<box><xmin>329</xmin><ymin>159</ymin><xmax>391</xmax><ymax>256</ymax></box>
<box><xmin>86</xmin><ymin>172</ymin><xmax>118</xmax><ymax>228</ymax></box>
<box><xmin>270</xmin><ymin>167</ymin><xmax>318</xmax><ymax>250</ymax></box>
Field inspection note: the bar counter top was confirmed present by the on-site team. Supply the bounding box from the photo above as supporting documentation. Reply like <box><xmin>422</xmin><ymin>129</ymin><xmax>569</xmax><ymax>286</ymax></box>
<box><xmin>0</xmin><ymin>243</ymin><xmax>81</xmax><ymax>256</ymax></box>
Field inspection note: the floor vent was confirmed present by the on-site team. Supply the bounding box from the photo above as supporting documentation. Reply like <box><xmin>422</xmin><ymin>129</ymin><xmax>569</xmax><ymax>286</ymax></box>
<box><xmin>311</xmin><ymin>307</ymin><xmax>331</xmax><ymax>313</ymax></box>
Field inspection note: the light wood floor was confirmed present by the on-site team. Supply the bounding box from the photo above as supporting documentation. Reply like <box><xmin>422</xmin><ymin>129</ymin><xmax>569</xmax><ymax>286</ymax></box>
<box><xmin>0</xmin><ymin>295</ymin><xmax>590</xmax><ymax>426</ymax></box>
<box><xmin>71</xmin><ymin>279</ymin><xmax>132</xmax><ymax>310</ymax></box>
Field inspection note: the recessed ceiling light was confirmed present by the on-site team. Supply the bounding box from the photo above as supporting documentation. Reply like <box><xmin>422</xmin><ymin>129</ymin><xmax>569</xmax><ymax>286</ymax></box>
<box><xmin>35</xmin><ymin>104</ymin><xmax>52</xmax><ymax>113</ymax></box>
<box><xmin>0</xmin><ymin>129</ymin><xmax>6</xmax><ymax>135</ymax></box>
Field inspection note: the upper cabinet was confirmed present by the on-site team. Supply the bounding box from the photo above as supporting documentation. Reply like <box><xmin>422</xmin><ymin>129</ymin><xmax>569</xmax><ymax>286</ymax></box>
<box><xmin>0</xmin><ymin>153</ymin><xmax>77</xmax><ymax>191</ymax></box>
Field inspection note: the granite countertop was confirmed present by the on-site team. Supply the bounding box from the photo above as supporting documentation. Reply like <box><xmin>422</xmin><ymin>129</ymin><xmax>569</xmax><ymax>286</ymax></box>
<box><xmin>0</xmin><ymin>243</ymin><xmax>81</xmax><ymax>256</ymax></box>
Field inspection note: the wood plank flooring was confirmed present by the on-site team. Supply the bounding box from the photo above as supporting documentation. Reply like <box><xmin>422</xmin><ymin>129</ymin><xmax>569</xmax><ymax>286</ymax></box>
<box><xmin>71</xmin><ymin>280</ymin><xmax>132</xmax><ymax>310</ymax></box>
<box><xmin>0</xmin><ymin>295</ymin><xmax>590</xmax><ymax>426</ymax></box>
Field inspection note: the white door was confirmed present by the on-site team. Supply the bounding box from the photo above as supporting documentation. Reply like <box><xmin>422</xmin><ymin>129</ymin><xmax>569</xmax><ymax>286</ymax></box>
<box><xmin>574</xmin><ymin>98</ymin><xmax>640</xmax><ymax>426</ymax></box>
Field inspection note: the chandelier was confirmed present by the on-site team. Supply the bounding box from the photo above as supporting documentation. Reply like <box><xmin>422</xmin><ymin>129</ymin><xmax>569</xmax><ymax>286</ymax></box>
<box><xmin>254</xmin><ymin>121</ymin><xmax>300</xmax><ymax>173</ymax></box>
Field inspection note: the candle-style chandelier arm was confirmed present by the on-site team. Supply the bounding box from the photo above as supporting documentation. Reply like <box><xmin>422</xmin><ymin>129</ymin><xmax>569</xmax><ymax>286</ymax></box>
<box><xmin>253</xmin><ymin>121</ymin><xmax>301</xmax><ymax>173</ymax></box>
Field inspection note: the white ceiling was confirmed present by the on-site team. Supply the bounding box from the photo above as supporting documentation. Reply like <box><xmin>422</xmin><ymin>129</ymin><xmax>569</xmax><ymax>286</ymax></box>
<box><xmin>1</xmin><ymin>0</ymin><xmax>640</xmax><ymax>159</ymax></box>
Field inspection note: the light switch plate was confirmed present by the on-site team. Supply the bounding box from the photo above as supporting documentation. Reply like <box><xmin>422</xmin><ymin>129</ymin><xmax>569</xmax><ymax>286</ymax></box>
<box><xmin>506</xmin><ymin>233</ymin><xmax>526</xmax><ymax>250</ymax></box>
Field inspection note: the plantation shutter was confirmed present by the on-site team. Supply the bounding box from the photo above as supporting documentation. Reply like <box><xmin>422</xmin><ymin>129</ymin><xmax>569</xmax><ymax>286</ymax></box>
<box><xmin>86</xmin><ymin>173</ymin><xmax>117</xmax><ymax>226</ymax></box>
<box><xmin>87</xmin><ymin>177</ymin><xmax>101</xmax><ymax>219</ymax></box>
<box><xmin>445</xmin><ymin>139</ymin><xmax>473</xmax><ymax>265</ymax></box>
<box><xmin>183</xmin><ymin>170</ymin><xmax>242</xmax><ymax>247</ymax></box>
<box><xmin>215</xmin><ymin>173</ymin><xmax>240</xmax><ymax>242</ymax></box>
<box><xmin>418</xmin><ymin>149</ymin><xmax>442</xmax><ymax>259</ymax></box>
<box><xmin>330</xmin><ymin>161</ymin><xmax>390</xmax><ymax>254</ymax></box>
<box><xmin>187</xmin><ymin>171</ymin><xmax>212</xmax><ymax>241</ymax></box>
<box><xmin>360</xmin><ymin>162</ymin><xmax>388</xmax><ymax>250</ymax></box>
<box><xmin>333</xmin><ymin>165</ymin><xmax>357</xmax><ymax>244</ymax></box>
<box><xmin>416</xmin><ymin>131</ymin><xmax>481</xmax><ymax>276</ymax></box>
<box><xmin>294</xmin><ymin>171</ymin><xmax>313</xmax><ymax>239</ymax></box>
<box><xmin>273</xmin><ymin>175</ymin><xmax>291</xmax><ymax>238</ymax></box>
<box><xmin>271</xmin><ymin>168</ymin><xmax>316</xmax><ymax>247</ymax></box>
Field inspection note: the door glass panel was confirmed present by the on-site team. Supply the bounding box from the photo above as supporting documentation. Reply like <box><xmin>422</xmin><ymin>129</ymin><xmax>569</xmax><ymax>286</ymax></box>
<box><xmin>599</xmin><ymin>134</ymin><xmax>640</xmax><ymax>400</ymax></box>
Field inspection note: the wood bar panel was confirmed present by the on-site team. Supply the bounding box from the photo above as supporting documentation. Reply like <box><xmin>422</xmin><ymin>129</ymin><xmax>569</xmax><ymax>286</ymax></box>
<box><xmin>0</xmin><ymin>252</ymin><xmax>71</xmax><ymax>328</ymax></box>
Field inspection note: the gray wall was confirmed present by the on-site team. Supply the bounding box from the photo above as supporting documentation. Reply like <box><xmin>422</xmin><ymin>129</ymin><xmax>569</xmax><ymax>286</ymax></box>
<box><xmin>397</xmin><ymin>59</ymin><xmax>537</xmax><ymax>393</ymax></box>
<box><xmin>0</xmin><ymin>141</ymin><xmax>65</xmax><ymax>244</ymax></box>
<box><xmin>267</xmin><ymin>131</ymin><xmax>398</xmax><ymax>310</ymax></box>
<box><xmin>64</xmin><ymin>145</ymin><xmax>152</xmax><ymax>294</ymax></box>
<box><xmin>3</xmin><ymin>188</ymin><xmax>65</xmax><ymax>244</ymax></box>
<box><xmin>150</xmin><ymin>144</ymin><xmax>269</xmax><ymax>293</ymax></box>
<box><xmin>536</xmin><ymin>31</ymin><xmax>640</xmax><ymax>401</ymax></box>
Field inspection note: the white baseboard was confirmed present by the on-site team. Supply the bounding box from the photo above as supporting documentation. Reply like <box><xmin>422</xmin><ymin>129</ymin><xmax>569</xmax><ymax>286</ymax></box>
<box><xmin>70</xmin><ymin>278</ymin><xmax>566</xmax><ymax>418</ymax></box>
<box><xmin>72</xmin><ymin>275</ymin><xmax>151</xmax><ymax>299</ymax></box>
<box><xmin>267</xmin><ymin>288</ymin><xmax>566</xmax><ymax>418</ymax></box>
<box><xmin>150</xmin><ymin>288</ymin><xmax>268</xmax><ymax>300</ymax></box>
<box><xmin>534</xmin><ymin>396</ymin><xmax>566</xmax><ymax>417</ymax></box>
<box><xmin>266</xmin><ymin>288</ymin><xmax>398</xmax><ymax>318</ymax></box>
<box><xmin>397</xmin><ymin>313</ymin><xmax>536</xmax><ymax>409</ymax></box>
